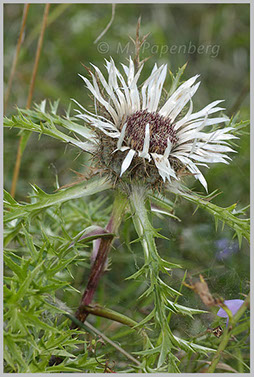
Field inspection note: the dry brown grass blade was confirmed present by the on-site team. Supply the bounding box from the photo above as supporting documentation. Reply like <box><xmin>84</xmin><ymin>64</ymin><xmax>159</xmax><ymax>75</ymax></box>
<box><xmin>26</xmin><ymin>4</ymin><xmax>50</xmax><ymax>109</ymax></box>
<box><xmin>4</xmin><ymin>4</ymin><xmax>30</xmax><ymax>115</ymax></box>
<box><xmin>131</xmin><ymin>16</ymin><xmax>151</xmax><ymax>73</ymax></box>
<box><xmin>10</xmin><ymin>4</ymin><xmax>51</xmax><ymax>198</ymax></box>
<box><xmin>197</xmin><ymin>360</ymin><xmax>238</xmax><ymax>373</ymax></box>
<box><xmin>25</xmin><ymin>3</ymin><xmax>70</xmax><ymax>49</ymax></box>
<box><xmin>94</xmin><ymin>4</ymin><xmax>116</xmax><ymax>44</ymax></box>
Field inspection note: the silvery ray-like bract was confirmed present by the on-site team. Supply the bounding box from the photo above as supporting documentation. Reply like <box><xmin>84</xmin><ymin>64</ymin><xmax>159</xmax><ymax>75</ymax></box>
<box><xmin>73</xmin><ymin>57</ymin><xmax>237</xmax><ymax>191</ymax></box>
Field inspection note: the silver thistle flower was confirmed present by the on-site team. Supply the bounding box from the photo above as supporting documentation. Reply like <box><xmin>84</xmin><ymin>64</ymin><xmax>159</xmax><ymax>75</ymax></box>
<box><xmin>73</xmin><ymin>57</ymin><xmax>237</xmax><ymax>191</ymax></box>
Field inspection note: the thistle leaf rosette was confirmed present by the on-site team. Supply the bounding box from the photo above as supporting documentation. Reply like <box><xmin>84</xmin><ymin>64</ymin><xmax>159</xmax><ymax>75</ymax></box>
<box><xmin>73</xmin><ymin>57</ymin><xmax>237</xmax><ymax>191</ymax></box>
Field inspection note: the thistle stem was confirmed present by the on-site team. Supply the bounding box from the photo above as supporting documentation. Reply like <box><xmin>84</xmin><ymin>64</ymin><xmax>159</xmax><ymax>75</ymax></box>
<box><xmin>73</xmin><ymin>191</ymin><xmax>127</xmax><ymax>325</ymax></box>
<box><xmin>129</xmin><ymin>185</ymin><xmax>179</xmax><ymax>370</ymax></box>
<box><xmin>129</xmin><ymin>186</ymin><xmax>165</xmax><ymax>320</ymax></box>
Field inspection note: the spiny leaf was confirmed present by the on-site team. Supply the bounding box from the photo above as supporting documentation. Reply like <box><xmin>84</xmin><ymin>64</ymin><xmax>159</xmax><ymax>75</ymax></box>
<box><xmin>166</xmin><ymin>299</ymin><xmax>208</xmax><ymax>317</ymax></box>
<box><xmin>4</xmin><ymin>254</ymin><xmax>26</xmax><ymax>280</ymax></box>
<box><xmin>157</xmin><ymin>331</ymin><xmax>173</xmax><ymax>367</ymax></box>
<box><xmin>11</xmin><ymin>261</ymin><xmax>45</xmax><ymax>302</ymax></box>
<box><xmin>4</xmin><ymin>100</ymin><xmax>97</xmax><ymax>153</ymax></box>
<box><xmin>168</xmin><ymin>62</ymin><xmax>188</xmax><ymax>96</ymax></box>
<box><xmin>158</xmin><ymin>278</ymin><xmax>182</xmax><ymax>297</ymax></box>
<box><xmin>4</xmin><ymin>176</ymin><xmax>111</xmax><ymax>223</ymax></box>
<box><xmin>174</xmin><ymin>336</ymin><xmax>216</xmax><ymax>355</ymax></box>
<box><xmin>4</xmin><ymin>334</ymin><xmax>27</xmax><ymax>369</ymax></box>
<box><xmin>125</xmin><ymin>264</ymin><xmax>148</xmax><ymax>280</ymax></box>
<box><xmin>176</xmin><ymin>190</ymin><xmax>250</xmax><ymax>244</ymax></box>
<box><xmin>133</xmin><ymin>309</ymin><xmax>155</xmax><ymax>328</ymax></box>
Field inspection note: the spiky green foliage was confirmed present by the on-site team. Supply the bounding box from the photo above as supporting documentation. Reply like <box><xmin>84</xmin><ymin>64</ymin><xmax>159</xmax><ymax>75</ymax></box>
<box><xmin>4</xmin><ymin>180</ymin><xmax>222</xmax><ymax>372</ymax></box>
<box><xmin>4</xmin><ymin>100</ymin><xmax>94</xmax><ymax>152</ymax></box>
<box><xmin>4</xmin><ymin>101</ymin><xmax>250</xmax><ymax>372</ymax></box>
<box><xmin>4</xmin><ymin>176</ymin><xmax>111</xmax><ymax>223</ymax></box>
<box><xmin>4</xmin><ymin>221</ymin><xmax>106</xmax><ymax>373</ymax></box>
<box><xmin>178</xmin><ymin>190</ymin><xmax>250</xmax><ymax>246</ymax></box>
<box><xmin>128</xmin><ymin>185</ymin><xmax>218</xmax><ymax>372</ymax></box>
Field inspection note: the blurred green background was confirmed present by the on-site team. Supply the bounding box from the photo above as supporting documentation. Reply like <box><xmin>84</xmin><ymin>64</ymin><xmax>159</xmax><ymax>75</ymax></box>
<box><xmin>4</xmin><ymin>3</ymin><xmax>250</xmax><ymax>372</ymax></box>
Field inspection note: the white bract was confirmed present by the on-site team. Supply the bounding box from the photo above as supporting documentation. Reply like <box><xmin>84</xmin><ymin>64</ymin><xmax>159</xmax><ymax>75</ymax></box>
<box><xmin>73</xmin><ymin>57</ymin><xmax>237</xmax><ymax>191</ymax></box>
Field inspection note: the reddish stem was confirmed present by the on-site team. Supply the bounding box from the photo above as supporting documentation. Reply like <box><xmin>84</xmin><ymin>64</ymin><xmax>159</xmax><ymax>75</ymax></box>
<box><xmin>72</xmin><ymin>192</ymin><xmax>127</xmax><ymax>326</ymax></box>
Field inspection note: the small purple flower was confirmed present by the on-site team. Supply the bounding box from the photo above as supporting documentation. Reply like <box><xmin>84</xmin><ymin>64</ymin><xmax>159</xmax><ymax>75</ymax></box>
<box><xmin>215</xmin><ymin>238</ymin><xmax>239</xmax><ymax>261</ymax></box>
<box><xmin>217</xmin><ymin>299</ymin><xmax>244</xmax><ymax>326</ymax></box>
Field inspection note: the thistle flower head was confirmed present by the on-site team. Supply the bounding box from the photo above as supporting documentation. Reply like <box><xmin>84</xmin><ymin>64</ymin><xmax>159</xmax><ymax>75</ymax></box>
<box><xmin>74</xmin><ymin>57</ymin><xmax>237</xmax><ymax>191</ymax></box>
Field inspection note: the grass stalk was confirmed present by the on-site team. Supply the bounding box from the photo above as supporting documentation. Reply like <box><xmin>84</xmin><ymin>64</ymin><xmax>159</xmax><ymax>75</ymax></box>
<box><xmin>10</xmin><ymin>4</ymin><xmax>50</xmax><ymax>198</ymax></box>
<box><xmin>65</xmin><ymin>313</ymin><xmax>142</xmax><ymax>368</ymax></box>
<box><xmin>4</xmin><ymin>4</ymin><xmax>30</xmax><ymax>115</ymax></box>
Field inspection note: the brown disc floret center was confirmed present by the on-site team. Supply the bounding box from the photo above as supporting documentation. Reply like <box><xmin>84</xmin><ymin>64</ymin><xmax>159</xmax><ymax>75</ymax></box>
<box><xmin>124</xmin><ymin>110</ymin><xmax>178</xmax><ymax>155</ymax></box>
